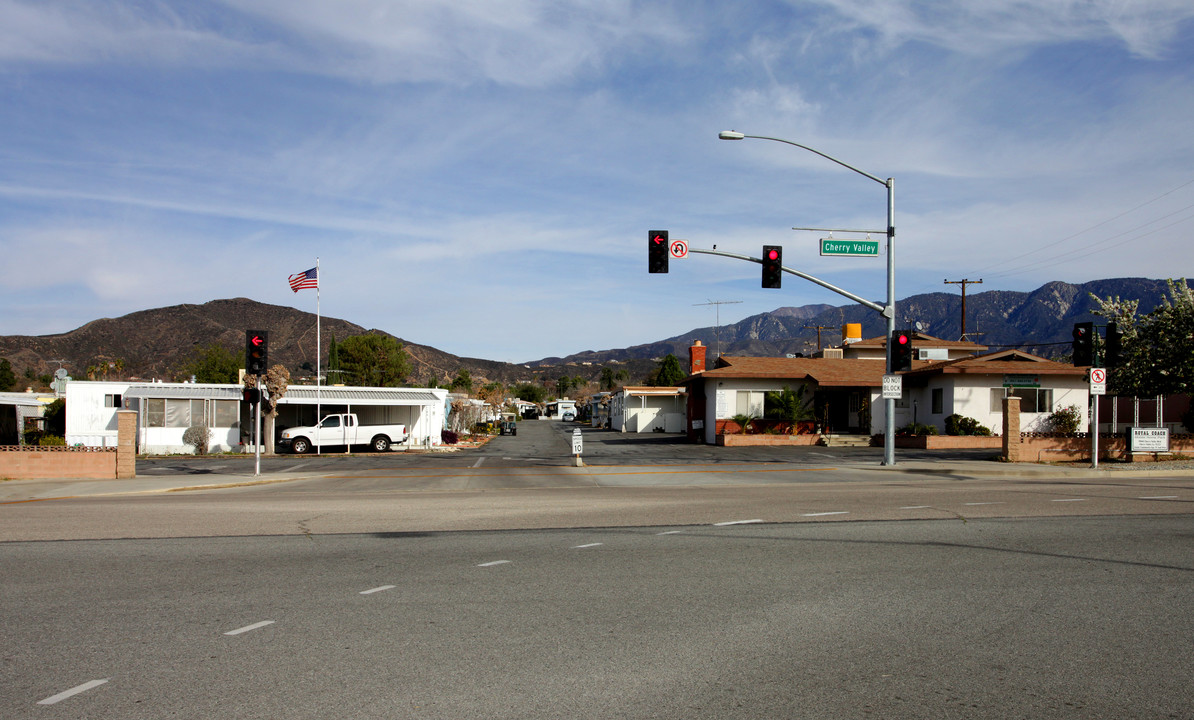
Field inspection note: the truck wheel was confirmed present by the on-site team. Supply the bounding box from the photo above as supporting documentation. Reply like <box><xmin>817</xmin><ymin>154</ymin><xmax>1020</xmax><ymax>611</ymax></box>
<box><xmin>371</xmin><ymin>435</ymin><xmax>390</xmax><ymax>452</ymax></box>
<box><xmin>291</xmin><ymin>437</ymin><xmax>310</xmax><ymax>454</ymax></box>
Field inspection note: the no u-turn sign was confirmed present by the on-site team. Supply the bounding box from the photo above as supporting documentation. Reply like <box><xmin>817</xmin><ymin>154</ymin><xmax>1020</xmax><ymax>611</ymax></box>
<box><xmin>669</xmin><ymin>239</ymin><xmax>688</xmax><ymax>259</ymax></box>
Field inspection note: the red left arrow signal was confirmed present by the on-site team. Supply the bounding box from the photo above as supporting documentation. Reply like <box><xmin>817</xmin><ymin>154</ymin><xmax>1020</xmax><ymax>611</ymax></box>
<box><xmin>250</xmin><ymin>335</ymin><xmax>264</xmax><ymax>347</ymax></box>
<box><xmin>653</xmin><ymin>234</ymin><xmax>666</xmax><ymax>245</ymax></box>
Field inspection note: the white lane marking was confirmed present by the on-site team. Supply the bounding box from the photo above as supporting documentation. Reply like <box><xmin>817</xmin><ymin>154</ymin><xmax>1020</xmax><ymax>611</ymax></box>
<box><xmin>477</xmin><ymin>560</ymin><xmax>511</xmax><ymax>567</ymax></box>
<box><xmin>1139</xmin><ymin>495</ymin><xmax>1179</xmax><ymax>500</ymax></box>
<box><xmin>360</xmin><ymin>585</ymin><xmax>396</xmax><ymax>595</ymax></box>
<box><xmin>37</xmin><ymin>679</ymin><xmax>109</xmax><ymax>705</ymax></box>
<box><xmin>713</xmin><ymin>519</ymin><xmax>764</xmax><ymax>526</ymax></box>
<box><xmin>472</xmin><ymin>457</ymin><xmax>485</xmax><ymax>468</ymax></box>
<box><xmin>1052</xmin><ymin>498</ymin><xmax>1088</xmax><ymax>502</ymax></box>
<box><xmin>572</xmin><ymin>543</ymin><xmax>603</xmax><ymax>549</ymax></box>
<box><xmin>900</xmin><ymin>505</ymin><xmax>931</xmax><ymax>509</ymax></box>
<box><xmin>288</xmin><ymin>463</ymin><xmax>310</xmax><ymax>472</ymax></box>
<box><xmin>964</xmin><ymin>502</ymin><xmax>1005</xmax><ymax>506</ymax></box>
<box><xmin>802</xmin><ymin>511</ymin><xmax>849</xmax><ymax>517</ymax></box>
<box><xmin>224</xmin><ymin>620</ymin><xmax>275</xmax><ymax>636</ymax></box>
<box><xmin>657</xmin><ymin>530</ymin><xmax>684</xmax><ymax>535</ymax></box>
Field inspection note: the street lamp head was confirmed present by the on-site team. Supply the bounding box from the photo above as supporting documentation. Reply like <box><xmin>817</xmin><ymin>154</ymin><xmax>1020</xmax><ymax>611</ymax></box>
<box><xmin>718</xmin><ymin>131</ymin><xmax>745</xmax><ymax>140</ymax></box>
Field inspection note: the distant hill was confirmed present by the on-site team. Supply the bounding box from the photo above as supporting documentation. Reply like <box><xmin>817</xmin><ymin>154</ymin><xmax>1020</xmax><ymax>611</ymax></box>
<box><xmin>528</xmin><ymin>278</ymin><xmax>1177</xmax><ymax>364</ymax></box>
<box><xmin>0</xmin><ymin>278</ymin><xmax>1181</xmax><ymax>390</ymax></box>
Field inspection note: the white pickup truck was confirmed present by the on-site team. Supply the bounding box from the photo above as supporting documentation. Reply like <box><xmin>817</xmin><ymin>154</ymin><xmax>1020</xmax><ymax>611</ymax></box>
<box><xmin>279</xmin><ymin>413</ymin><xmax>407</xmax><ymax>454</ymax></box>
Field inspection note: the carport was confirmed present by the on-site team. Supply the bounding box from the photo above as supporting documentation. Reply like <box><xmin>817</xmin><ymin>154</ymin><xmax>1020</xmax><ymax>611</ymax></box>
<box><xmin>275</xmin><ymin>386</ymin><xmax>448</xmax><ymax>447</ymax></box>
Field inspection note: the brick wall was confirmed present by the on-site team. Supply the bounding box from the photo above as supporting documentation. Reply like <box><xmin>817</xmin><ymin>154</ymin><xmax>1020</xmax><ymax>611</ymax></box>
<box><xmin>0</xmin><ymin>446</ymin><xmax>117</xmax><ymax>479</ymax></box>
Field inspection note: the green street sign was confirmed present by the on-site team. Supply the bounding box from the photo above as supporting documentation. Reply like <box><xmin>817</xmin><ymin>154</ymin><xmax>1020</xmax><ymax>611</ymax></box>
<box><xmin>820</xmin><ymin>238</ymin><xmax>879</xmax><ymax>257</ymax></box>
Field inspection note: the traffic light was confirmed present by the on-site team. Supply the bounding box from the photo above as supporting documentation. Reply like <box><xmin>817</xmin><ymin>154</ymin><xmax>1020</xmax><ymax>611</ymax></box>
<box><xmin>245</xmin><ymin>330</ymin><xmax>269</xmax><ymax>375</ymax></box>
<box><xmin>891</xmin><ymin>330</ymin><xmax>913</xmax><ymax>372</ymax></box>
<box><xmin>1105</xmin><ymin>321</ymin><xmax>1123</xmax><ymax>367</ymax></box>
<box><xmin>761</xmin><ymin>245</ymin><xmax>782</xmax><ymax>288</ymax></box>
<box><xmin>648</xmin><ymin>230</ymin><xmax>669</xmax><ymax>274</ymax></box>
<box><xmin>1071</xmin><ymin>321</ymin><xmax>1093</xmax><ymax>366</ymax></box>
<box><xmin>243</xmin><ymin>387</ymin><xmax>261</xmax><ymax>405</ymax></box>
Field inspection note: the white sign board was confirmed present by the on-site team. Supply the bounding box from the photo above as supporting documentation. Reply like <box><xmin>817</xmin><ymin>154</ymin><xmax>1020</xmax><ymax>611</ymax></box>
<box><xmin>572</xmin><ymin>429</ymin><xmax>583</xmax><ymax>455</ymax></box>
<box><xmin>1129</xmin><ymin>427</ymin><xmax>1169</xmax><ymax>453</ymax></box>
<box><xmin>715</xmin><ymin>389</ymin><xmax>730</xmax><ymax>419</ymax></box>
<box><xmin>882</xmin><ymin>374</ymin><xmax>902</xmax><ymax>399</ymax></box>
<box><xmin>1090</xmin><ymin>368</ymin><xmax>1107</xmax><ymax>396</ymax></box>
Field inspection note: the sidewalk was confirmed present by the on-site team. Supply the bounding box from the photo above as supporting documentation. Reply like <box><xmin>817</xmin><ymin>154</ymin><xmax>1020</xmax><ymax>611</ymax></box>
<box><xmin>4</xmin><ymin>459</ymin><xmax>1193</xmax><ymax>504</ymax></box>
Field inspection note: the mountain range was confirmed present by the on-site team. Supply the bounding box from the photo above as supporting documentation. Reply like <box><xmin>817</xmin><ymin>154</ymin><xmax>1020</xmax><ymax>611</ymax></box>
<box><xmin>0</xmin><ymin>278</ymin><xmax>1179</xmax><ymax>389</ymax></box>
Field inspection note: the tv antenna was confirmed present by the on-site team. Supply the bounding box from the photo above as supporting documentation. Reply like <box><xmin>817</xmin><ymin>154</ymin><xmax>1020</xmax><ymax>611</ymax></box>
<box><xmin>693</xmin><ymin>299</ymin><xmax>742</xmax><ymax>358</ymax></box>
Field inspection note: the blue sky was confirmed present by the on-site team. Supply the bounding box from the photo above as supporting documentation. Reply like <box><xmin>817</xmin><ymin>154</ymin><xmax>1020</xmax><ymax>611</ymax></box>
<box><xmin>2</xmin><ymin>1</ymin><xmax>1193</xmax><ymax>364</ymax></box>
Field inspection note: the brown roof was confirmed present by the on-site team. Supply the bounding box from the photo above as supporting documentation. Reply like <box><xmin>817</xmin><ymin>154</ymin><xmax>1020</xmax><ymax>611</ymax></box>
<box><xmin>690</xmin><ymin>356</ymin><xmax>888</xmax><ymax>387</ymax></box>
<box><xmin>849</xmin><ymin>331</ymin><xmax>988</xmax><ymax>351</ymax></box>
<box><xmin>903</xmin><ymin>349</ymin><xmax>1086</xmax><ymax>377</ymax></box>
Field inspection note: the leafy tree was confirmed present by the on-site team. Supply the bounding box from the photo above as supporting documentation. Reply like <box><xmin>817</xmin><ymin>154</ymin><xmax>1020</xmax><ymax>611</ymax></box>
<box><xmin>338</xmin><ymin>333</ymin><xmax>411</xmax><ymax>387</ymax></box>
<box><xmin>178</xmin><ymin>344</ymin><xmax>243</xmax><ymax>384</ymax></box>
<box><xmin>651</xmin><ymin>354</ymin><xmax>686</xmax><ymax>387</ymax></box>
<box><xmin>764</xmin><ymin>385</ymin><xmax>814</xmax><ymax>432</ymax></box>
<box><xmin>0</xmin><ymin>358</ymin><xmax>15</xmax><ymax>391</ymax></box>
<box><xmin>450</xmin><ymin>368</ymin><xmax>473</xmax><ymax>393</ymax></box>
<box><xmin>183</xmin><ymin>425</ymin><xmax>212</xmax><ymax>455</ymax></box>
<box><xmin>245</xmin><ymin>365</ymin><xmax>289</xmax><ymax>454</ymax></box>
<box><xmin>599</xmin><ymin>366</ymin><xmax>629</xmax><ymax>391</ymax></box>
<box><xmin>1091</xmin><ymin>278</ymin><xmax>1194</xmax><ymax>396</ymax></box>
<box><xmin>512</xmin><ymin>382</ymin><xmax>546</xmax><ymax>403</ymax></box>
<box><xmin>326</xmin><ymin>332</ymin><xmax>342</xmax><ymax>384</ymax></box>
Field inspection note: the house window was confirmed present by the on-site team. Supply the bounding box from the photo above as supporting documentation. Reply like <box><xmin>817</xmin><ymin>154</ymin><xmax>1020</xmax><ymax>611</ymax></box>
<box><xmin>104</xmin><ymin>394</ymin><xmax>122</xmax><ymax>408</ymax></box>
<box><xmin>991</xmin><ymin>388</ymin><xmax>1054</xmax><ymax>413</ymax></box>
<box><xmin>736</xmin><ymin>391</ymin><xmax>764</xmax><ymax>417</ymax></box>
<box><xmin>931</xmin><ymin>388</ymin><xmax>944</xmax><ymax>415</ymax></box>
<box><xmin>147</xmin><ymin>398</ymin><xmax>165</xmax><ymax>427</ymax></box>
<box><xmin>213</xmin><ymin>400</ymin><xmax>239</xmax><ymax>428</ymax></box>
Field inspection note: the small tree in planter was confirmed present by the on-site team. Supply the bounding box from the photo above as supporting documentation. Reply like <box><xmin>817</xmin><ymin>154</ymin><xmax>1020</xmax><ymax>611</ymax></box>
<box><xmin>944</xmin><ymin>414</ymin><xmax>992</xmax><ymax>436</ymax></box>
<box><xmin>765</xmin><ymin>385</ymin><xmax>815</xmax><ymax>434</ymax></box>
<box><xmin>183</xmin><ymin>425</ymin><xmax>213</xmax><ymax>455</ymax></box>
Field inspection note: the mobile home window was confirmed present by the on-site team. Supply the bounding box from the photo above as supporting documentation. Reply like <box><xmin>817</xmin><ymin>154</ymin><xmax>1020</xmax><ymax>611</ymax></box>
<box><xmin>104</xmin><ymin>394</ymin><xmax>122</xmax><ymax>408</ymax></box>
<box><xmin>213</xmin><ymin>400</ymin><xmax>239</xmax><ymax>428</ymax></box>
<box><xmin>931</xmin><ymin>388</ymin><xmax>944</xmax><ymax>415</ymax></box>
<box><xmin>147</xmin><ymin>398</ymin><xmax>165</xmax><ymax>427</ymax></box>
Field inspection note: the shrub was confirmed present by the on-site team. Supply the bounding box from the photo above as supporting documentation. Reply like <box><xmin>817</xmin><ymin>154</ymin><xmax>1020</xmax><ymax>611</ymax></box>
<box><xmin>730</xmin><ymin>413</ymin><xmax>756</xmax><ymax>434</ymax></box>
<box><xmin>1046</xmin><ymin>405</ymin><xmax>1084</xmax><ymax>435</ymax></box>
<box><xmin>38</xmin><ymin>434</ymin><xmax>66</xmax><ymax>446</ymax></box>
<box><xmin>897</xmin><ymin>422</ymin><xmax>938</xmax><ymax>437</ymax></box>
<box><xmin>183</xmin><ymin>425</ymin><xmax>212</xmax><ymax>455</ymax></box>
<box><xmin>441</xmin><ymin>430</ymin><xmax>459</xmax><ymax>445</ymax></box>
<box><xmin>945</xmin><ymin>414</ymin><xmax>992</xmax><ymax>436</ymax></box>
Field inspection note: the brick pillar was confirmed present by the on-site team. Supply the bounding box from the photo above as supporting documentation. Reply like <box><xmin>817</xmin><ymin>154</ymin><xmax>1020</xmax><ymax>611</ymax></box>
<box><xmin>116</xmin><ymin>410</ymin><xmax>137</xmax><ymax>479</ymax></box>
<box><xmin>689</xmin><ymin>340</ymin><xmax>706</xmax><ymax>375</ymax></box>
<box><xmin>1002</xmin><ymin>396</ymin><xmax>1021</xmax><ymax>463</ymax></box>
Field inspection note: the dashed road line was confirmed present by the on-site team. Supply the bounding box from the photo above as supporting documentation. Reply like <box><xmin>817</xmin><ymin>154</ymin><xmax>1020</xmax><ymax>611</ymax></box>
<box><xmin>359</xmin><ymin>585</ymin><xmax>396</xmax><ymax>595</ymax></box>
<box><xmin>224</xmin><ymin>620</ymin><xmax>275</xmax><ymax>636</ymax></box>
<box><xmin>802</xmin><ymin>511</ymin><xmax>849</xmax><ymax>517</ymax></box>
<box><xmin>713</xmin><ymin>519</ymin><xmax>764</xmax><ymax>526</ymax></box>
<box><xmin>572</xmin><ymin>543</ymin><xmax>604</xmax><ymax>549</ymax></box>
<box><xmin>900</xmin><ymin>505</ymin><xmax>931</xmax><ymax>510</ymax></box>
<box><xmin>477</xmin><ymin>560</ymin><xmax>511</xmax><ymax>567</ymax></box>
<box><xmin>1139</xmin><ymin>495</ymin><xmax>1180</xmax><ymax>500</ymax></box>
<box><xmin>37</xmin><ymin>679</ymin><xmax>108</xmax><ymax>705</ymax></box>
<box><xmin>1052</xmin><ymin>498</ymin><xmax>1088</xmax><ymax>502</ymax></box>
<box><xmin>964</xmin><ymin>502</ymin><xmax>1006</xmax><ymax>506</ymax></box>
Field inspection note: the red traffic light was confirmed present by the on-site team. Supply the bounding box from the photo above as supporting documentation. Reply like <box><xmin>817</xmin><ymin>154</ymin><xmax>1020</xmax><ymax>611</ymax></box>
<box><xmin>767</xmin><ymin>248</ymin><xmax>779</xmax><ymax>261</ymax></box>
<box><xmin>896</xmin><ymin>334</ymin><xmax>909</xmax><ymax>345</ymax></box>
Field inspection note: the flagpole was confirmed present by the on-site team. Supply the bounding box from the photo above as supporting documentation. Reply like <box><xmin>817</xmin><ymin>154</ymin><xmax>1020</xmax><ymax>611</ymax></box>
<box><xmin>316</xmin><ymin>257</ymin><xmax>322</xmax><ymax>456</ymax></box>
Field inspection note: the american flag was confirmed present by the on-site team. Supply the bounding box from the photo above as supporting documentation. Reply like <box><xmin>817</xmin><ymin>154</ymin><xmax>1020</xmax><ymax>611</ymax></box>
<box><xmin>288</xmin><ymin>267</ymin><xmax>318</xmax><ymax>292</ymax></box>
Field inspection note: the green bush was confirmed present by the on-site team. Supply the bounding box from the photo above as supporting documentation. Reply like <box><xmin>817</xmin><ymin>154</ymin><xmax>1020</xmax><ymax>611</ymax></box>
<box><xmin>944</xmin><ymin>414</ymin><xmax>992</xmax><ymax>436</ymax></box>
<box><xmin>38</xmin><ymin>434</ymin><xmax>66</xmax><ymax>446</ymax></box>
<box><xmin>897</xmin><ymin>422</ymin><xmax>938</xmax><ymax>437</ymax></box>
<box><xmin>1046</xmin><ymin>405</ymin><xmax>1084</xmax><ymax>435</ymax></box>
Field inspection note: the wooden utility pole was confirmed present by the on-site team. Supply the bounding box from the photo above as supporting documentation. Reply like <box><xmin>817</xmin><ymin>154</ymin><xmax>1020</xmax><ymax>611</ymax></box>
<box><xmin>944</xmin><ymin>278</ymin><xmax>982</xmax><ymax>340</ymax></box>
<box><xmin>804</xmin><ymin>325</ymin><xmax>833</xmax><ymax>352</ymax></box>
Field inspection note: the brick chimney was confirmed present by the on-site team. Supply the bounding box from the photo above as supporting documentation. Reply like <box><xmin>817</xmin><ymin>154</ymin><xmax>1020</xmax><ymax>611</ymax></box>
<box><xmin>689</xmin><ymin>340</ymin><xmax>707</xmax><ymax>374</ymax></box>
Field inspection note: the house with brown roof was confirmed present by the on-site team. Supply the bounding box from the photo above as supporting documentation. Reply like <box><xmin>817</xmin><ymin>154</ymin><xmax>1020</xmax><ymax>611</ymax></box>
<box><xmin>680</xmin><ymin>334</ymin><xmax>1090</xmax><ymax>445</ymax></box>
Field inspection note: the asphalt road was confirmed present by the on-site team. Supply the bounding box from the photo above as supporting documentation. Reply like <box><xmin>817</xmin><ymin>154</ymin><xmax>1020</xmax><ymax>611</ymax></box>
<box><xmin>3</xmin><ymin>516</ymin><xmax>1192</xmax><ymax>719</ymax></box>
<box><xmin>4</xmin><ymin>419</ymin><xmax>1193</xmax><ymax>718</ymax></box>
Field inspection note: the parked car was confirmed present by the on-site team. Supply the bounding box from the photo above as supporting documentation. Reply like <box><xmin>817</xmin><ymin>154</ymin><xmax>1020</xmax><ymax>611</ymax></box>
<box><xmin>561</xmin><ymin>411</ymin><xmax>576</xmax><ymax>421</ymax></box>
<box><xmin>500</xmin><ymin>421</ymin><xmax>517</xmax><ymax>436</ymax></box>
